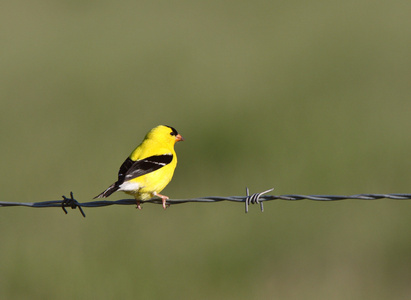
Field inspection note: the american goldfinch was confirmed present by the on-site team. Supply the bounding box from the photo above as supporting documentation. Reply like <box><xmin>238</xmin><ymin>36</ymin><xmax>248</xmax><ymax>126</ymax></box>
<box><xmin>94</xmin><ymin>125</ymin><xmax>184</xmax><ymax>209</ymax></box>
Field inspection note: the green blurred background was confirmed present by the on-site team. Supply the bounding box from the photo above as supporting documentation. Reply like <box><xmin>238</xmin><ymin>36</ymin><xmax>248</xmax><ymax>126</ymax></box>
<box><xmin>1</xmin><ymin>1</ymin><xmax>411</xmax><ymax>299</ymax></box>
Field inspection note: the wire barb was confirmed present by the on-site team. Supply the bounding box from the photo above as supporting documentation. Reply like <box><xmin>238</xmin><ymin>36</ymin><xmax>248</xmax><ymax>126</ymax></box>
<box><xmin>245</xmin><ymin>187</ymin><xmax>274</xmax><ymax>213</ymax></box>
<box><xmin>61</xmin><ymin>191</ymin><xmax>86</xmax><ymax>218</ymax></box>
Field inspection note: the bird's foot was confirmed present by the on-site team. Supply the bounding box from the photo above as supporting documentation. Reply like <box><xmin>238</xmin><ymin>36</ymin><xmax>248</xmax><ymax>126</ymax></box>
<box><xmin>156</xmin><ymin>193</ymin><xmax>170</xmax><ymax>210</ymax></box>
<box><xmin>136</xmin><ymin>200</ymin><xmax>142</xmax><ymax>210</ymax></box>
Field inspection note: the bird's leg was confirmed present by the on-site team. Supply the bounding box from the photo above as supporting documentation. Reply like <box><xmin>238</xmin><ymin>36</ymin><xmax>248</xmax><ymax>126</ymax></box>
<box><xmin>156</xmin><ymin>193</ymin><xmax>170</xmax><ymax>209</ymax></box>
<box><xmin>134</xmin><ymin>197</ymin><xmax>142</xmax><ymax>210</ymax></box>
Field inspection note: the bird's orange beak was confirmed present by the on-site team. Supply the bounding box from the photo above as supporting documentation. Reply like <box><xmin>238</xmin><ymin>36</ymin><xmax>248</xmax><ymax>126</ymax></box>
<box><xmin>175</xmin><ymin>134</ymin><xmax>184</xmax><ymax>142</ymax></box>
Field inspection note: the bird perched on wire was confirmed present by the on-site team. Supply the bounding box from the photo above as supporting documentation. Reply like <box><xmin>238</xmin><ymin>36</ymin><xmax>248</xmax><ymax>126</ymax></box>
<box><xmin>94</xmin><ymin>125</ymin><xmax>184</xmax><ymax>209</ymax></box>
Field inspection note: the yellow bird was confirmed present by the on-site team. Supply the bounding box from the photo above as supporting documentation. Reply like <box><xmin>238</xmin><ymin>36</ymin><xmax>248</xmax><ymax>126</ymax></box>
<box><xmin>94</xmin><ymin>125</ymin><xmax>184</xmax><ymax>209</ymax></box>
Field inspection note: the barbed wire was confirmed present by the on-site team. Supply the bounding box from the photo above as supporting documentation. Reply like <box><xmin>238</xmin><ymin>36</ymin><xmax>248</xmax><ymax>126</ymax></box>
<box><xmin>1</xmin><ymin>188</ymin><xmax>410</xmax><ymax>218</ymax></box>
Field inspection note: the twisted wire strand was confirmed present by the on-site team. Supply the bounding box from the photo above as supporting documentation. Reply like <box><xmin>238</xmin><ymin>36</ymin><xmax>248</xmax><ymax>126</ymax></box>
<box><xmin>1</xmin><ymin>189</ymin><xmax>410</xmax><ymax>218</ymax></box>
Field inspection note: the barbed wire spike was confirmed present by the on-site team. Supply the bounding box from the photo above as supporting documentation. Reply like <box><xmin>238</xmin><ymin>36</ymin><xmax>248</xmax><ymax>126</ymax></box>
<box><xmin>61</xmin><ymin>191</ymin><xmax>86</xmax><ymax>218</ymax></box>
<box><xmin>245</xmin><ymin>187</ymin><xmax>275</xmax><ymax>213</ymax></box>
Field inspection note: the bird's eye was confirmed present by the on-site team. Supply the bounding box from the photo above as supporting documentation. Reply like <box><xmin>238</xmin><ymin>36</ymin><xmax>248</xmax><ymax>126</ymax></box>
<box><xmin>165</xmin><ymin>125</ymin><xmax>178</xmax><ymax>136</ymax></box>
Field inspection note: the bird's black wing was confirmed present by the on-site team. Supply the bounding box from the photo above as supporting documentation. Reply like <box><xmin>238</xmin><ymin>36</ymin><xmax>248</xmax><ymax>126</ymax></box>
<box><xmin>93</xmin><ymin>154</ymin><xmax>173</xmax><ymax>199</ymax></box>
<box><xmin>118</xmin><ymin>154</ymin><xmax>173</xmax><ymax>182</ymax></box>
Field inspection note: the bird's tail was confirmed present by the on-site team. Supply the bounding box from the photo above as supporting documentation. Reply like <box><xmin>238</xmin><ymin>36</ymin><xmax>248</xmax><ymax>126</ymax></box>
<box><xmin>94</xmin><ymin>183</ymin><xmax>119</xmax><ymax>199</ymax></box>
